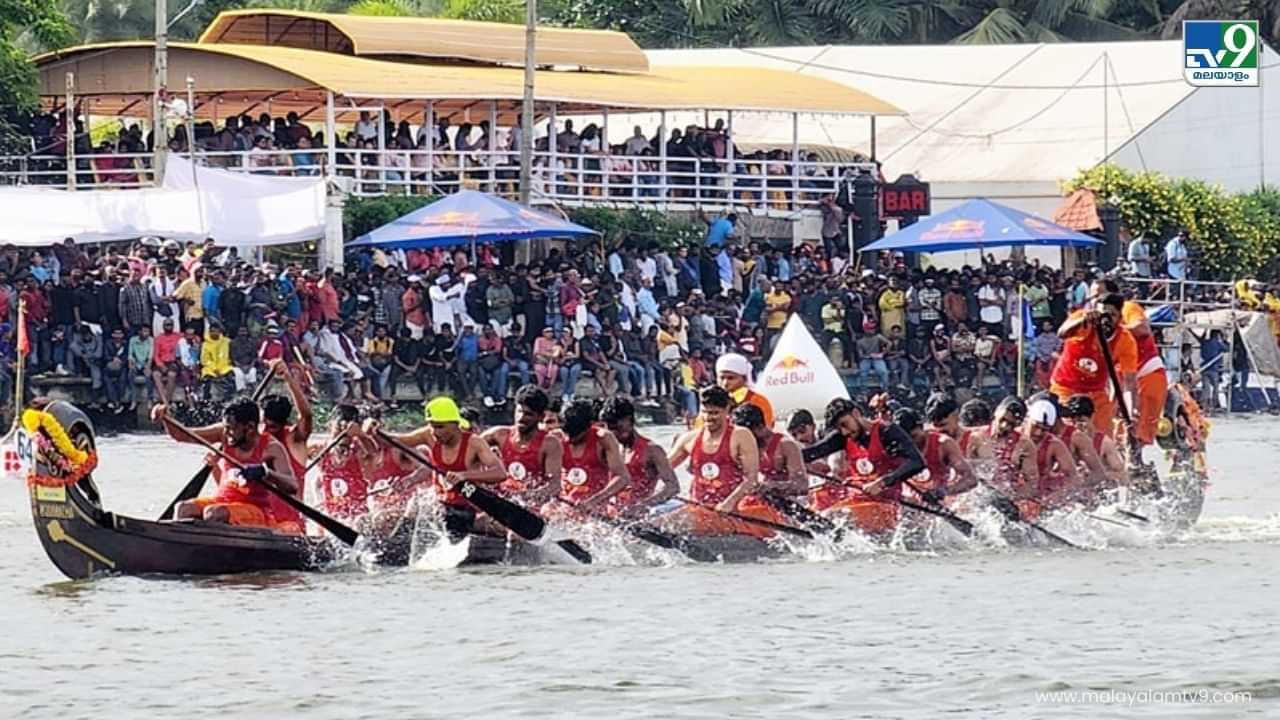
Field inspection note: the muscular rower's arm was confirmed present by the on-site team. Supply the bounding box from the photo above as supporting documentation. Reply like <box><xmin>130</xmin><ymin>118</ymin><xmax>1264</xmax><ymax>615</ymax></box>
<box><xmin>1051</xmin><ymin>439</ymin><xmax>1078</xmax><ymax>485</ymax></box>
<box><xmin>582</xmin><ymin>431</ymin><xmax>630</xmax><ymax>510</ymax></box>
<box><xmin>276</xmin><ymin>359</ymin><xmax>313</xmax><ymax>442</ymax></box>
<box><xmin>463</xmin><ymin>436</ymin><xmax>507</xmax><ymax>484</ymax></box>
<box><xmin>1073</xmin><ymin>434</ymin><xmax>1109</xmax><ymax>487</ymax></box>
<box><xmin>262</xmin><ymin>439</ymin><xmax>299</xmax><ymax>495</ymax></box>
<box><xmin>772</xmin><ymin>439</ymin><xmax>809</xmax><ymax>496</ymax></box>
<box><xmin>479</xmin><ymin>426</ymin><xmax>509</xmax><ymax>448</ymax></box>
<box><xmin>941</xmin><ymin>437</ymin><xmax>977</xmax><ymax>494</ymax></box>
<box><xmin>718</xmin><ymin>426</ymin><xmax>760</xmax><ymax>512</ymax></box>
<box><xmin>877</xmin><ymin>424</ymin><xmax>925</xmax><ymax>488</ymax></box>
<box><xmin>668</xmin><ymin>430</ymin><xmax>695</xmax><ymax>470</ymax></box>
<box><xmin>802</xmin><ymin>429</ymin><xmax>846</xmax><ymax>464</ymax></box>
<box><xmin>646</xmin><ymin>444</ymin><xmax>680</xmax><ymax>505</ymax></box>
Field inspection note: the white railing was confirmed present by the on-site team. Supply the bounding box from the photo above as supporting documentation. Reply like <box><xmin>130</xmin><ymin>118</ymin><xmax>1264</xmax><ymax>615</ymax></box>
<box><xmin>0</xmin><ymin>147</ymin><xmax>867</xmax><ymax>213</ymax></box>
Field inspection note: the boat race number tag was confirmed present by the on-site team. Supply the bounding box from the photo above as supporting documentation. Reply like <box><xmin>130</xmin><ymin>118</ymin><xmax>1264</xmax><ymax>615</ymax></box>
<box><xmin>330</xmin><ymin>477</ymin><xmax>349</xmax><ymax>498</ymax></box>
<box><xmin>10</xmin><ymin>430</ymin><xmax>34</xmax><ymax>474</ymax></box>
<box><xmin>566</xmin><ymin>467</ymin><xmax>588</xmax><ymax>486</ymax></box>
<box><xmin>1184</xmin><ymin>20</ymin><xmax>1259</xmax><ymax>86</ymax></box>
<box><xmin>509</xmin><ymin>462</ymin><xmax>528</xmax><ymax>481</ymax></box>
<box><xmin>700</xmin><ymin>462</ymin><xmax>720</xmax><ymax>480</ymax></box>
<box><xmin>855</xmin><ymin>458</ymin><xmax>875</xmax><ymax>476</ymax></box>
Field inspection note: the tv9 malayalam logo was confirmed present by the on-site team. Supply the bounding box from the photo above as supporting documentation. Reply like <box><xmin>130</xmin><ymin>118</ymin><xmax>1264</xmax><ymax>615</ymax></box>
<box><xmin>1184</xmin><ymin>20</ymin><xmax>1260</xmax><ymax>86</ymax></box>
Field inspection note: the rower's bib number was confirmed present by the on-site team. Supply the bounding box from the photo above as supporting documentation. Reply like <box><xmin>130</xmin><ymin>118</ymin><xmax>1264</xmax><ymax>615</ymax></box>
<box><xmin>509</xmin><ymin>461</ymin><xmax>528</xmax><ymax>481</ymax></box>
<box><xmin>329</xmin><ymin>478</ymin><xmax>349</xmax><ymax>498</ymax></box>
<box><xmin>566</xmin><ymin>467</ymin><xmax>588</xmax><ymax>486</ymax></box>
<box><xmin>854</xmin><ymin>458</ymin><xmax>875</xmax><ymax>476</ymax></box>
<box><xmin>699</xmin><ymin>462</ymin><xmax>720</xmax><ymax>480</ymax></box>
<box><xmin>1077</xmin><ymin>358</ymin><xmax>1098</xmax><ymax>374</ymax></box>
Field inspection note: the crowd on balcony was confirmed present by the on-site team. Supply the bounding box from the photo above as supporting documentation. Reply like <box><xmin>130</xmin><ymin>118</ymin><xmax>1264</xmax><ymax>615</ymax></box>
<box><xmin>12</xmin><ymin>110</ymin><xmax>864</xmax><ymax>208</ymax></box>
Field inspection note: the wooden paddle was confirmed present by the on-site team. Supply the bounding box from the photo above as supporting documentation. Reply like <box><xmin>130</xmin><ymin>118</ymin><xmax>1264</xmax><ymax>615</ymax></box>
<box><xmin>806</xmin><ymin>471</ymin><xmax>975</xmax><ymax>537</ymax></box>
<box><xmin>158</xmin><ymin>370</ymin><xmax>277</xmax><ymax>520</ymax></box>
<box><xmin>983</xmin><ymin>487</ymin><xmax>1083</xmax><ymax>549</ymax></box>
<box><xmin>758</xmin><ymin>492</ymin><xmax>844</xmax><ymax>540</ymax></box>
<box><xmin>557</xmin><ymin>497</ymin><xmax>719</xmax><ymax>562</ymax></box>
<box><xmin>162</xmin><ymin>416</ymin><xmax>360</xmax><ymax>546</ymax></box>
<box><xmin>303</xmin><ymin>425</ymin><xmax>354</xmax><ymax>473</ymax></box>
<box><xmin>376</xmin><ymin>430</ymin><xmax>592</xmax><ymax>564</ymax></box>
<box><xmin>674</xmin><ymin>497</ymin><xmax>815</xmax><ymax>540</ymax></box>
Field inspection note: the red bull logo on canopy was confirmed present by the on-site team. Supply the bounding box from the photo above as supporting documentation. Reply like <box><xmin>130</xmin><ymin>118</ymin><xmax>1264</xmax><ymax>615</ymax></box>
<box><xmin>918</xmin><ymin>219</ymin><xmax>985</xmax><ymax>242</ymax></box>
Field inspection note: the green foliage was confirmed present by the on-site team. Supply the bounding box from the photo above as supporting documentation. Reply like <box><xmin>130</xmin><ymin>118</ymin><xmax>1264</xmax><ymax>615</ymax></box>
<box><xmin>343</xmin><ymin>194</ymin><xmax>439</xmax><ymax>241</ymax></box>
<box><xmin>0</xmin><ymin>0</ymin><xmax>73</xmax><ymax>152</ymax></box>
<box><xmin>442</xmin><ymin>0</ymin><xmax>524</xmax><ymax>23</ymax></box>
<box><xmin>565</xmin><ymin>207</ymin><xmax>702</xmax><ymax>252</ymax></box>
<box><xmin>1063</xmin><ymin>164</ymin><xmax>1280</xmax><ymax>281</ymax></box>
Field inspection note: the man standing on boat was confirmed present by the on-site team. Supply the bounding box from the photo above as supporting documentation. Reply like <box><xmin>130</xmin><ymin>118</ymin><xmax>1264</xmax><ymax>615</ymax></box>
<box><xmin>1092</xmin><ymin>277</ymin><xmax>1167</xmax><ymax>451</ymax></box>
<box><xmin>555</xmin><ymin>399</ymin><xmax>631</xmax><ymax>514</ymax></box>
<box><xmin>666</xmin><ymin>387</ymin><xmax>768</xmax><ymax>536</ymax></box>
<box><xmin>481</xmin><ymin>385</ymin><xmax>564</xmax><ymax>506</ymax></box>
<box><xmin>715</xmin><ymin>352</ymin><xmax>774</xmax><ymax>428</ymax></box>
<box><xmin>1049</xmin><ymin>293</ymin><xmax>1138</xmax><ymax>434</ymax></box>
<box><xmin>600</xmin><ymin>397</ymin><xmax>679</xmax><ymax>517</ymax></box>
<box><xmin>172</xmin><ymin>398</ymin><xmax>302</xmax><ymax>532</ymax></box>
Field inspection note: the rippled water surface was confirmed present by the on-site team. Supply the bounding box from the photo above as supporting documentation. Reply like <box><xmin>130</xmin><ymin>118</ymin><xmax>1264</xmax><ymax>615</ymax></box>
<box><xmin>3</xmin><ymin>418</ymin><xmax>1279</xmax><ymax>719</ymax></box>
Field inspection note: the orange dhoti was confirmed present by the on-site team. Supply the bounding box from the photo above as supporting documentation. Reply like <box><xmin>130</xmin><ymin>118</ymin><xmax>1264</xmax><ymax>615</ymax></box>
<box><xmin>188</xmin><ymin>497</ymin><xmax>303</xmax><ymax>534</ymax></box>
<box><xmin>1050</xmin><ymin>383</ymin><xmax>1115</xmax><ymax>435</ymax></box>
<box><xmin>676</xmin><ymin>496</ymin><xmax>789</xmax><ymax>539</ymax></box>
<box><xmin>1134</xmin><ymin>370</ymin><xmax>1169</xmax><ymax>445</ymax></box>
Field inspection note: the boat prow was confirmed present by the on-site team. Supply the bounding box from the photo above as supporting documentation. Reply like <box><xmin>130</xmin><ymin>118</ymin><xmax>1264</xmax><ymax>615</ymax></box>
<box><xmin>25</xmin><ymin>400</ymin><xmax>338</xmax><ymax>580</ymax></box>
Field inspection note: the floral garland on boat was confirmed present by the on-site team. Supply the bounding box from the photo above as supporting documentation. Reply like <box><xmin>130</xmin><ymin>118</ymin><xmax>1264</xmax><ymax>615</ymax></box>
<box><xmin>22</xmin><ymin>408</ymin><xmax>97</xmax><ymax>488</ymax></box>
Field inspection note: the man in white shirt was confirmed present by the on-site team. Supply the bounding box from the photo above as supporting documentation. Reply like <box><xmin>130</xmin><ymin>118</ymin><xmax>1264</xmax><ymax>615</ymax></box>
<box><xmin>354</xmin><ymin>111</ymin><xmax>378</xmax><ymax>143</ymax></box>
<box><xmin>624</xmin><ymin>125</ymin><xmax>649</xmax><ymax>156</ymax></box>
<box><xmin>429</xmin><ymin>274</ymin><xmax>457</xmax><ymax>331</ymax></box>
<box><xmin>977</xmin><ymin>275</ymin><xmax>1004</xmax><ymax>336</ymax></box>
<box><xmin>636</xmin><ymin>248</ymin><xmax>657</xmax><ymax>286</ymax></box>
<box><xmin>1127</xmin><ymin>234</ymin><xmax>1152</xmax><ymax>278</ymax></box>
<box><xmin>1165</xmin><ymin>231</ymin><xmax>1189</xmax><ymax>281</ymax></box>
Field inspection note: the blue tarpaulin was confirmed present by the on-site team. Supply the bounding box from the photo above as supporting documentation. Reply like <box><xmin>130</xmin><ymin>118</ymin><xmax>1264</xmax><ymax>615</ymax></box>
<box><xmin>348</xmin><ymin>190</ymin><xmax>598</xmax><ymax>250</ymax></box>
<box><xmin>864</xmin><ymin>198</ymin><xmax>1104</xmax><ymax>253</ymax></box>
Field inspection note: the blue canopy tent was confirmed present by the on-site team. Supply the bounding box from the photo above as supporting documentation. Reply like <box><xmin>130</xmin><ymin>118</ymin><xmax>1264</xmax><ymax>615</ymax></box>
<box><xmin>348</xmin><ymin>189</ymin><xmax>598</xmax><ymax>253</ymax></box>
<box><xmin>864</xmin><ymin>198</ymin><xmax>1103</xmax><ymax>397</ymax></box>
<box><xmin>863</xmin><ymin>198</ymin><xmax>1103</xmax><ymax>253</ymax></box>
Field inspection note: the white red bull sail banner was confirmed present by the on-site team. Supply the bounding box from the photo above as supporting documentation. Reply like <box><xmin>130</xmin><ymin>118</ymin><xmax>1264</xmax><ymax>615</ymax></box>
<box><xmin>758</xmin><ymin>315</ymin><xmax>850</xmax><ymax>422</ymax></box>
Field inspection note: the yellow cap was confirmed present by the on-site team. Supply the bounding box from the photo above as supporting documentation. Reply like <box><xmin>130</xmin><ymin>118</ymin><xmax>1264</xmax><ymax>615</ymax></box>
<box><xmin>424</xmin><ymin>396</ymin><xmax>470</xmax><ymax>429</ymax></box>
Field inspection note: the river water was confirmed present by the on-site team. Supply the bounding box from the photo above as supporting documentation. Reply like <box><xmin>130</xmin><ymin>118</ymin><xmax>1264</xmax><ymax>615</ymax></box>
<box><xmin>2</xmin><ymin>418</ymin><xmax>1279</xmax><ymax>719</ymax></box>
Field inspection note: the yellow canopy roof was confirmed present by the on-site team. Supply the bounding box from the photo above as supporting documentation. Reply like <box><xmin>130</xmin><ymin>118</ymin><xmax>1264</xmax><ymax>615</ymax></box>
<box><xmin>198</xmin><ymin>10</ymin><xmax>650</xmax><ymax>74</ymax></box>
<box><xmin>35</xmin><ymin>42</ymin><xmax>904</xmax><ymax>118</ymax></box>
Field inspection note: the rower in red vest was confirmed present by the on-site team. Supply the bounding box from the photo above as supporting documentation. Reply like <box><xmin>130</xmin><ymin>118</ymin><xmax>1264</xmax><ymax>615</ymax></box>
<box><xmin>666</xmin><ymin>386</ymin><xmax>768</xmax><ymax>537</ymax></box>
<box><xmin>987</xmin><ymin>397</ymin><xmax>1039</xmax><ymax>522</ymax></box>
<box><xmin>555</xmin><ymin>399</ymin><xmax>630</xmax><ymax>514</ymax></box>
<box><xmin>600</xmin><ymin>397</ymin><xmax>678</xmax><ymax>517</ymax></box>
<box><xmin>733</xmin><ymin>404</ymin><xmax>807</xmax><ymax>497</ymax></box>
<box><xmin>172</xmin><ymin>398</ymin><xmax>302</xmax><ymax>533</ymax></box>
<box><xmin>1050</xmin><ymin>293</ymin><xmax>1138</xmax><ymax>434</ymax></box>
<box><xmin>259</xmin><ymin>359</ymin><xmax>314</xmax><ymax>522</ymax></box>
<box><xmin>1026</xmin><ymin>398</ymin><xmax>1081</xmax><ymax>512</ymax></box>
<box><xmin>786</xmin><ymin>409</ymin><xmax>840</xmax><ymax>477</ymax></box>
<box><xmin>315</xmin><ymin>403</ymin><xmax>376</xmax><ymax>523</ymax></box>
<box><xmin>1061</xmin><ymin>395</ymin><xmax>1126</xmax><ymax>486</ymax></box>
<box><xmin>800</xmin><ymin>398</ymin><xmax>925</xmax><ymax>537</ymax></box>
<box><xmin>481</xmin><ymin>385</ymin><xmax>564</xmax><ymax>506</ymax></box>
<box><xmin>894</xmin><ymin>406</ymin><xmax>976</xmax><ymax>503</ymax></box>
<box><xmin>1030</xmin><ymin>391</ymin><xmax>1111</xmax><ymax>490</ymax></box>
<box><xmin>379</xmin><ymin>396</ymin><xmax>507</xmax><ymax>537</ymax></box>
<box><xmin>957</xmin><ymin>398</ymin><xmax>995</xmax><ymax>462</ymax></box>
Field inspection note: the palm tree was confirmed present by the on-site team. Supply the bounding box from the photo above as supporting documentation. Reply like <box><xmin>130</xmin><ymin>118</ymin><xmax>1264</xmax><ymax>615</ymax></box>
<box><xmin>953</xmin><ymin>0</ymin><xmax>1148</xmax><ymax>44</ymax></box>
<box><xmin>1161</xmin><ymin>1</ymin><xmax>1280</xmax><ymax>49</ymax></box>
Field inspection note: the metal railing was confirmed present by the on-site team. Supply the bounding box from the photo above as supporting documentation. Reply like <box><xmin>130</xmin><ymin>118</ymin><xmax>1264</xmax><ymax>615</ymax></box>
<box><xmin>0</xmin><ymin>146</ymin><xmax>869</xmax><ymax>214</ymax></box>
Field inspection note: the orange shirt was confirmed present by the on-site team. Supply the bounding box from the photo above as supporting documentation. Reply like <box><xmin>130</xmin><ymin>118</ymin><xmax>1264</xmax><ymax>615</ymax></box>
<box><xmin>1122</xmin><ymin>300</ymin><xmax>1161</xmax><ymax>366</ymax></box>
<box><xmin>1051</xmin><ymin>315</ymin><xmax>1137</xmax><ymax>393</ymax></box>
<box><xmin>734</xmin><ymin>387</ymin><xmax>775</xmax><ymax>428</ymax></box>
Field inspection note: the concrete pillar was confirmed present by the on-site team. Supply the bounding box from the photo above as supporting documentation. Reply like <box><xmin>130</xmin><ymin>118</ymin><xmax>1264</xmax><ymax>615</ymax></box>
<box><xmin>321</xmin><ymin>194</ymin><xmax>346</xmax><ymax>270</ymax></box>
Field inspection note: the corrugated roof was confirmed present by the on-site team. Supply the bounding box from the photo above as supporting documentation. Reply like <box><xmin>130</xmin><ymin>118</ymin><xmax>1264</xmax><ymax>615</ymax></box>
<box><xmin>35</xmin><ymin>42</ymin><xmax>903</xmax><ymax>117</ymax></box>
<box><xmin>198</xmin><ymin>10</ymin><xmax>650</xmax><ymax>74</ymax></box>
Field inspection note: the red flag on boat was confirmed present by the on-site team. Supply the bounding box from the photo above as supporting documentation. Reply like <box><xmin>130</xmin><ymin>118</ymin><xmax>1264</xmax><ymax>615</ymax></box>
<box><xmin>16</xmin><ymin>299</ymin><xmax>28</xmax><ymax>356</ymax></box>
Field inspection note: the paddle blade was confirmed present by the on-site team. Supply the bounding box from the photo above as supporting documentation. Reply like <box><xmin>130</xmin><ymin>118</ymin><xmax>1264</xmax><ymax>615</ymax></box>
<box><xmin>555</xmin><ymin>540</ymin><xmax>593</xmax><ymax>564</ymax></box>
<box><xmin>455</xmin><ymin>481</ymin><xmax>545</xmax><ymax>541</ymax></box>
<box><xmin>158</xmin><ymin>465</ymin><xmax>213</xmax><ymax>521</ymax></box>
<box><xmin>628</xmin><ymin>525</ymin><xmax>718</xmax><ymax>563</ymax></box>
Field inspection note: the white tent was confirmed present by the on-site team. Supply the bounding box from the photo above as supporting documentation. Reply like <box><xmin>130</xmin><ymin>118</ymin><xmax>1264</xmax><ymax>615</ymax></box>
<box><xmin>757</xmin><ymin>315</ymin><xmax>850</xmax><ymax>422</ymax></box>
<box><xmin>0</xmin><ymin>155</ymin><xmax>325</xmax><ymax>246</ymax></box>
<box><xmin>646</xmin><ymin>41</ymin><xmax>1280</xmax><ymax>216</ymax></box>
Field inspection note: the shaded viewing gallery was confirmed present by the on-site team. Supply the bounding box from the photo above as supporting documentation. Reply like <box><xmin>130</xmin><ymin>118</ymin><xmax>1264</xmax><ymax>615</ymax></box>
<box><xmin>7</xmin><ymin>10</ymin><xmax>900</xmax><ymax>214</ymax></box>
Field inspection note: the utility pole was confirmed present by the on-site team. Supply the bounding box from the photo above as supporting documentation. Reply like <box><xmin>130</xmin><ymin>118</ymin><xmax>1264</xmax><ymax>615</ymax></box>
<box><xmin>517</xmin><ymin>0</ymin><xmax>536</xmax><ymax>207</ymax></box>
<box><xmin>153</xmin><ymin>0</ymin><xmax>169</xmax><ymax>184</ymax></box>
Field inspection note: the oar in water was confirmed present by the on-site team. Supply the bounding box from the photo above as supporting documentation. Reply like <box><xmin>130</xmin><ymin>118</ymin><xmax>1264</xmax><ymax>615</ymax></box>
<box><xmin>1086</xmin><ymin>513</ymin><xmax>1132</xmax><ymax>529</ymax></box>
<box><xmin>376</xmin><ymin>430</ymin><xmax>591</xmax><ymax>564</ymax></box>
<box><xmin>758</xmin><ymin>491</ymin><xmax>844</xmax><ymax>540</ymax></box>
<box><xmin>158</xmin><ymin>370</ymin><xmax>277</xmax><ymax>521</ymax></box>
<box><xmin>557</xmin><ymin>498</ymin><xmax>718</xmax><ymax>562</ymax></box>
<box><xmin>162</xmin><ymin>416</ymin><xmax>360</xmax><ymax>546</ymax></box>
<box><xmin>805</xmin><ymin>470</ymin><xmax>974</xmax><ymax>538</ymax></box>
<box><xmin>1115</xmin><ymin>508</ymin><xmax>1151</xmax><ymax>523</ymax></box>
<box><xmin>983</xmin><ymin>487</ymin><xmax>1083</xmax><ymax>549</ymax></box>
<box><xmin>674</xmin><ymin>497</ymin><xmax>815</xmax><ymax>540</ymax></box>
